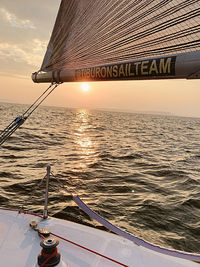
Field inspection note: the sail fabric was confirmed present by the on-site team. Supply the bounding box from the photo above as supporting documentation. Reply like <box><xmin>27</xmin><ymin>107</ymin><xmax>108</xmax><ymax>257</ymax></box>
<box><xmin>41</xmin><ymin>0</ymin><xmax>200</xmax><ymax>73</ymax></box>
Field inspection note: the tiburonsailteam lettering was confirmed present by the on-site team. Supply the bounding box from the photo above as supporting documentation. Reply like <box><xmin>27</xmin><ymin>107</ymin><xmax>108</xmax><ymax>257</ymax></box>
<box><xmin>75</xmin><ymin>56</ymin><xmax>176</xmax><ymax>80</ymax></box>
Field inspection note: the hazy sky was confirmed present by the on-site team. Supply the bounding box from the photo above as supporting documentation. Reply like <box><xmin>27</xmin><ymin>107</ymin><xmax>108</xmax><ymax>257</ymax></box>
<box><xmin>0</xmin><ymin>1</ymin><xmax>200</xmax><ymax>118</ymax></box>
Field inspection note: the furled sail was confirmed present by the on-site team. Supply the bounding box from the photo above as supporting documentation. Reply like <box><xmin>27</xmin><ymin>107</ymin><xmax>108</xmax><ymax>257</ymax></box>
<box><xmin>32</xmin><ymin>0</ymin><xmax>200</xmax><ymax>83</ymax></box>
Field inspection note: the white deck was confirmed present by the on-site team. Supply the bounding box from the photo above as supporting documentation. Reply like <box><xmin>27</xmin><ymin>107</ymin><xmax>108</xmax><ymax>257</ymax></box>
<box><xmin>0</xmin><ymin>209</ymin><xmax>199</xmax><ymax>267</ymax></box>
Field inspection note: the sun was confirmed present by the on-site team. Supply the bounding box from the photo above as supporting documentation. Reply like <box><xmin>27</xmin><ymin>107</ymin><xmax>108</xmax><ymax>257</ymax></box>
<box><xmin>81</xmin><ymin>82</ymin><xmax>90</xmax><ymax>92</ymax></box>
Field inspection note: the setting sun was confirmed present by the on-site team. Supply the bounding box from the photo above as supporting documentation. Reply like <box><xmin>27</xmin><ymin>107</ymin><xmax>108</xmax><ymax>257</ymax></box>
<box><xmin>81</xmin><ymin>82</ymin><xmax>90</xmax><ymax>92</ymax></box>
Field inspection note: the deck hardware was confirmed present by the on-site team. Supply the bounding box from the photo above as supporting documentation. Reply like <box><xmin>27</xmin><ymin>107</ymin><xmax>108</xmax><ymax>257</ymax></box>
<box><xmin>38</xmin><ymin>228</ymin><xmax>51</xmax><ymax>238</ymax></box>
<box><xmin>29</xmin><ymin>221</ymin><xmax>38</xmax><ymax>229</ymax></box>
<box><xmin>38</xmin><ymin>237</ymin><xmax>61</xmax><ymax>266</ymax></box>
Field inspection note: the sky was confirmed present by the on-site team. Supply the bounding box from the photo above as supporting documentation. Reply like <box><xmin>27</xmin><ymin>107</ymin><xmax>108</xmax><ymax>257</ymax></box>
<box><xmin>0</xmin><ymin>1</ymin><xmax>200</xmax><ymax>118</ymax></box>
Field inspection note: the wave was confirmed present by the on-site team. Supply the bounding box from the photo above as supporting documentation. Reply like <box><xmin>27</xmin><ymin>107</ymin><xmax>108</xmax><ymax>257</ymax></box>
<box><xmin>0</xmin><ymin>103</ymin><xmax>200</xmax><ymax>253</ymax></box>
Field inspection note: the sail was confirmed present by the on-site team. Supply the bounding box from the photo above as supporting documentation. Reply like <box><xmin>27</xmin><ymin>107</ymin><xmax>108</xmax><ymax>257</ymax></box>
<box><xmin>32</xmin><ymin>0</ymin><xmax>200</xmax><ymax>83</ymax></box>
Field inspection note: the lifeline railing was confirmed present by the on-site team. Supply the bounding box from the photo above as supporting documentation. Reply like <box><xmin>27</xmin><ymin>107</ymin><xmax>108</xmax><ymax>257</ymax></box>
<box><xmin>40</xmin><ymin>165</ymin><xmax>200</xmax><ymax>263</ymax></box>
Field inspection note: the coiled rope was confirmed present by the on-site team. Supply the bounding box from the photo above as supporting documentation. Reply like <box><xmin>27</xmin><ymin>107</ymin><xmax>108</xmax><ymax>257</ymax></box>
<box><xmin>0</xmin><ymin>83</ymin><xmax>60</xmax><ymax>146</ymax></box>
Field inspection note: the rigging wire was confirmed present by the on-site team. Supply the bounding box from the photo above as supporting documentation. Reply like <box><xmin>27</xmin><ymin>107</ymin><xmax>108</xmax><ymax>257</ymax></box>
<box><xmin>0</xmin><ymin>83</ymin><xmax>60</xmax><ymax>147</ymax></box>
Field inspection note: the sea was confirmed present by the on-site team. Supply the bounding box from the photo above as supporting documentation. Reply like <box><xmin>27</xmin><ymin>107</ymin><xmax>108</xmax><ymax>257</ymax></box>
<box><xmin>0</xmin><ymin>102</ymin><xmax>200</xmax><ymax>254</ymax></box>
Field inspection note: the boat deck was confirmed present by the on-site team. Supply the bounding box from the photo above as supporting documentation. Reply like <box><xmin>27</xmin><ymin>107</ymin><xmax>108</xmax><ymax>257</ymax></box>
<box><xmin>0</xmin><ymin>209</ymin><xmax>198</xmax><ymax>267</ymax></box>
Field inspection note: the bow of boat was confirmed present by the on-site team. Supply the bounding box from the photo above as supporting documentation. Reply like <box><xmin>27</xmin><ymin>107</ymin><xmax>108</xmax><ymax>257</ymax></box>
<box><xmin>0</xmin><ymin>208</ymin><xmax>199</xmax><ymax>267</ymax></box>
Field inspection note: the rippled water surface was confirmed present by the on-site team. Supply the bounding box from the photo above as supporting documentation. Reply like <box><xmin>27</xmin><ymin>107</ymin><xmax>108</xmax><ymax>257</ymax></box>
<box><xmin>0</xmin><ymin>102</ymin><xmax>200</xmax><ymax>253</ymax></box>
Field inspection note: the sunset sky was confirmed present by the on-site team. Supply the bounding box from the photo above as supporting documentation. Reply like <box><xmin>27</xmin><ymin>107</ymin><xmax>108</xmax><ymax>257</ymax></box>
<box><xmin>0</xmin><ymin>1</ymin><xmax>200</xmax><ymax>118</ymax></box>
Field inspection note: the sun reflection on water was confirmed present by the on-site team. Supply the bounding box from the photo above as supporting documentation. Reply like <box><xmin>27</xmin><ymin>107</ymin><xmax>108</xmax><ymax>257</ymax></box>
<box><xmin>73</xmin><ymin>109</ymin><xmax>98</xmax><ymax>170</ymax></box>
